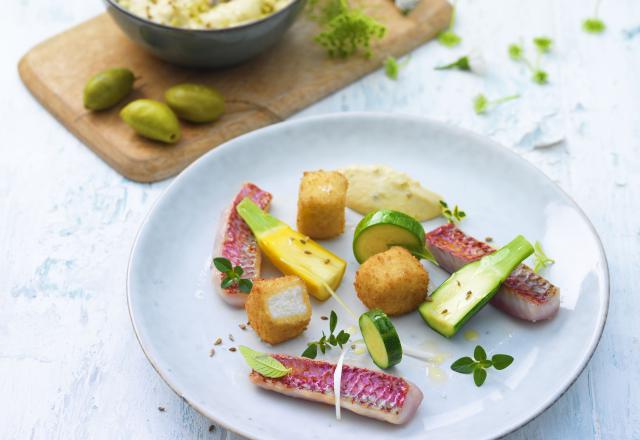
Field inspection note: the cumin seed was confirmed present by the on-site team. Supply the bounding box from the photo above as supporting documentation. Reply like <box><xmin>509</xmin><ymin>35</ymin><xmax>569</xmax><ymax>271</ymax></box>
<box><xmin>320</xmin><ymin>315</ymin><xmax>328</xmax><ymax>320</ymax></box>
<box><xmin>485</xmin><ymin>237</ymin><xmax>493</xmax><ymax>243</ymax></box>
<box><xmin>228</xmin><ymin>334</ymin><xmax>234</xmax><ymax>342</ymax></box>
<box><xmin>214</xmin><ymin>337</ymin><xmax>222</xmax><ymax>345</ymax></box>
<box><xmin>441</xmin><ymin>309</ymin><xmax>448</xmax><ymax>315</ymax></box>
<box><xmin>304</xmin><ymin>250</ymin><xmax>312</xmax><ymax>255</ymax></box>
<box><xmin>229</xmin><ymin>347</ymin><xmax>237</xmax><ymax>352</ymax></box>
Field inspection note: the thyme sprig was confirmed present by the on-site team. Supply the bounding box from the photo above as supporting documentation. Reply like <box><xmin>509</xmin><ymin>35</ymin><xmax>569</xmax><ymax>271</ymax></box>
<box><xmin>212</xmin><ymin>257</ymin><xmax>253</xmax><ymax>293</ymax></box>
<box><xmin>532</xmin><ymin>241</ymin><xmax>555</xmax><ymax>273</ymax></box>
<box><xmin>302</xmin><ymin>311</ymin><xmax>351</xmax><ymax>359</ymax></box>
<box><xmin>451</xmin><ymin>345</ymin><xmax>514</xmax><ymax>387</ymax></box>
<box><xmin>440</xmin><ymin>200</ymin><xmax>467</xmax><ymax>224</ymax></box>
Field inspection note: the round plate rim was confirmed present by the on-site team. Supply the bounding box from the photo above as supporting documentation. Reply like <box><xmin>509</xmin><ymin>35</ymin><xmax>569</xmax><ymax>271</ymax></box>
<box><xmin>126</xmin><ymin>112</ymin><xmax>610</xmax><ymax>440</ymax></box>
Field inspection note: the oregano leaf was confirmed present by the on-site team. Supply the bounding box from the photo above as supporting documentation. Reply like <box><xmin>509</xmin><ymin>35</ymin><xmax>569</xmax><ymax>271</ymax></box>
<box><xmin>238</xmin><ymin>278</ymin><xmax>253</xmax><ymax>293</ymax></box>
<box><xmin>492</xmin><ymin>354</ymin><xmax>514</xmax><ymax>370</ymax></box>
<box><xmin>213</xmin><ymin>257</ymin><xmax>232</xmax><ymax>273</ymax></box>
<box><xmin>451</xmin><ymin>356</ymin><xmax>476</xmax><ymax>374</ymax></box>
<box><xmin>473</xmin><ymin>367</ymin><xmax>487</xmax><ymax>386</ymax></box>
<box><xmin>301</xmin><ymin>343</ymin><xmax>318</xmax><ymax>359</ymax></box>
<box><xmin>474</xmin><ymin>345</ymin><xmax>487</xmax><ymax>361</ymax></box>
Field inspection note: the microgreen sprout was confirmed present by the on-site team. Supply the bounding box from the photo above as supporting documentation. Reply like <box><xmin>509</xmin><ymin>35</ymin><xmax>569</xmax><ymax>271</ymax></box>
<box><xmin>533</xmin><ymin>36</ymin><xmax>553</xmax><ymax>53</ymax></box>
<box><xmin>436</xmin><ymin>55</ymin><xmax>470</xmax><ymax>71</ymax></box>
<box><xmin>437</xmin><ymin>1</ymin><xmax>461</xmax><ymax>47</ymax></box>
<box><xmin>212</xmin><ymin>257</ymin><xmax>253</xmax><ymax>293</ymax></box>
<box><xmin>436</xmin><ymin>50</ymin><xmax>486</xmax><ymax>74</ymax></box>
<box><xmin>440</xmin><ymin>200</ymin><xmax>467</xmax><ymax>224</ymax></box>
<box><xmin>384</xmin><ymin>55</ymin><xmax>411</xmax><ymax>80</ymax></box>
<box><xmin>532</xmin><ymin>241</ymin><xmax>555</xmax><ymax>273</ymax></box>
<box><xmin>508</xmin><ymin>37</ymin><xmax>553</xmax><ymax>84</ymax></box>
<box><xmin>451</xmin><ymin>345</ymin><xmax>514</xmax><ymax>387</ymax></box>
<box><xmin>312</xmin><ymin>0</ymin><xmax>386</xmax><ymax>58</ymax></box>
<box><xmin>508</xmin><ymin>44</ymin><xmax>523</xmax><ymax>61</ymax></box>
<box><xmin>582</xmin><ymin>0</ymin><xmax>606</xmax><ymax>34</ymax></box>
<box><xmin>302</xmin><ymin>311</ymin><xmax>351</xmax><ymax>359</ymax></box>
<box><xmin>473</xmin><ymin>93</ymin><xmax>520</xmax><ymax>115</ymax></box>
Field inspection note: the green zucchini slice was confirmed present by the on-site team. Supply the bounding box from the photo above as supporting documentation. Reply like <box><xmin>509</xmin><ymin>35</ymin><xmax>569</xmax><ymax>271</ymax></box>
<box><xmin>419</xmin><ymin>235</ymin><xmax>534</xmax><ymax>337</ymax></box>
<box><xmin>353</xmin><ymin>209</ymin><xmax>426</xmax><ymax>264</ymax></box>
<box><xmin>359</xmin><ymin>309</ymin><xmax>403</xmax><ymax>369</ymax></box>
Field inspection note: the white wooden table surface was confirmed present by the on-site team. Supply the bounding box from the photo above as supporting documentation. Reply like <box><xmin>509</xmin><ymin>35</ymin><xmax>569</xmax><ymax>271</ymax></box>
<box><xmin>2</xmin><ymin>0</ymin><xmax>638</xmax><ymax>439</ymax></box>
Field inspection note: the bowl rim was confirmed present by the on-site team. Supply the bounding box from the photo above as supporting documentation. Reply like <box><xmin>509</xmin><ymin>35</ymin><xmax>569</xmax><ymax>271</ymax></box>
<box><xmin>104</xmin><ymin>0</ymin><xmax>306</xmax><ymax>34</ymax></box>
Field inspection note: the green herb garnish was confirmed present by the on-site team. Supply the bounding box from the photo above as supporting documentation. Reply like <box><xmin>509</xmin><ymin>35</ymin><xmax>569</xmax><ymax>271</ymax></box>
<box><xmin>451</xmin><ymin>345</ymin><xmax>514</xmax><ymax>387</ymax></box>
<box><xmin>508</xmin><ymin>44</ymin><xmax>523</xmax><ymax>61</ymax></box>
<box><xmin>532</xmin><ymin>241</ymin><xmax>555</xmax><ymax>273</ymax></box>
<box><xmin>582</xmin><ymin>0</ymin><xmax>606</xmax><ymax>34</ymax></box>
<box><xmin>312</xmin><ymin>0</ymin><xmax>386</xmax><ymax>59</ymax></box>
<box><xmin>532</xmin><ymin>70</ymin><xmax>548</xmax><ymax>85</ymax></box>
<box><xmin>473</xmin><ymin>93</ymin><xmax>520</xmax><ymax>115</ymax></box>
<box><xmin>384</xmin><ymin>55</ymin><xmax>410</xmax><ymax>80</ymax></box>
<box><xmin>508</xmin><ymin>37</ymin><xmax>553</xmax><ymax>85</ymax></box>
<box><xmin>435</xmin><ymin>55</ymin><xmax>470</xmax><ymax>71</ymax></box>
<box><xmin>583</xmin><ymin>18</ymin><xmax>606</xmax><ymax>34</ymax></box>
<box><xmin>302</xmin><ymin>310</ymin><xmax>351</xmax><ymax>359</ymax></box>
<box><xmin>239</xmin><ymin>346</ymin><xmax>291</xmax><ymax>378</ymax></box>
<box><xmin>533</xmin><ymin>36</ymin><xmax>553</xmax><ymax>53</ymax></box>
<box><xmin>212</xmin><ymin>257</ymin><xmax>253</xmax><ymax>293</ymax></box>
<box><xmin>439</xmin><ymin>200</ymin><xmax>467</xmax><ymax>224</ymax></box>
<box><xmin>437</xmin><ymin>2</ymin><xmax>461</xmax><ymax>47</ymax></box>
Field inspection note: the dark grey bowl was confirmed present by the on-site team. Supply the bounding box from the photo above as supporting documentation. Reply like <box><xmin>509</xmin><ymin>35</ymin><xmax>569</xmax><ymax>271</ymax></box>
<box><xmin>104</xmin><ymin>0</ymin><xmax>306</xmax><ymax>68</ymax></box>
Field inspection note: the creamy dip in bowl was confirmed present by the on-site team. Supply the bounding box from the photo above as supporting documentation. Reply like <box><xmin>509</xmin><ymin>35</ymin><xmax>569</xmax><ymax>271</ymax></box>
<box><xmin>104</xmin><ymin>0</ymin><xmax>305</xmax><ymax>67</ymax></box>
<box><xmin>117</xmin><ymin>0</ymin><xmax>294</xmax><ymax>30</ymax></box>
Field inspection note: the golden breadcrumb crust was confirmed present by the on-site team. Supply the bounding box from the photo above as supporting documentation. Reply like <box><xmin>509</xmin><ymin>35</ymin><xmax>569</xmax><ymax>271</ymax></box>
<box><xmin>245</xmin><ymin>275</ymin><xmax>312</xmax><ymax>344</ymax></box>
<box><xmin>297</xmin><ymin>170</ymin><xmax>348</xmax><ymax>239</ymax></box>
<box><xmin>354</xmin><ymin>246</ymin><xmax>429</xmax><ymax>316</ymax></box>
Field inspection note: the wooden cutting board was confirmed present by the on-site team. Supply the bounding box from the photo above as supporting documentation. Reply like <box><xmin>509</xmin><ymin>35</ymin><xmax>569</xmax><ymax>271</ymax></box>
<box><xmin>19</xmin><ymin>0</ymin><xmax>451</xmax><ymax>182</ymax></box>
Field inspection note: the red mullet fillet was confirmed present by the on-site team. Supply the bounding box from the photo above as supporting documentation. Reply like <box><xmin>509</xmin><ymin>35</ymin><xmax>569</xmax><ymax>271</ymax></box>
<box><xmin>425</xmin><ymin>224</ymin><xmax>559</xmax><ymax>322</ymax></box>
<box><xmin>213</xmin><ymin>183</ymin><xmax>272</xmax><ymax>307</ymax></box>
<box><xmin>249</xmin><ymin>354</ymin><xmax>423</xmax><ymax>425</ymax></box>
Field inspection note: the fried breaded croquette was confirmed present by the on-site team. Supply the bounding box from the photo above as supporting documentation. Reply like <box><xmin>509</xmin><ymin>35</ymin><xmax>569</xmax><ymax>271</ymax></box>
<box><xmin>354</xmin><ymin>246</ymin><xmax>429</xmax><ymax>316</ymax></box>
<box><xmin>297</xmin><ymin>170</ymin><xmax>348</xmax><ymax>239</ymax></box>
<box><xmin>245</xmin><ymin>275</ymin><xmax>312</xmax><ymax>344</ymax></box>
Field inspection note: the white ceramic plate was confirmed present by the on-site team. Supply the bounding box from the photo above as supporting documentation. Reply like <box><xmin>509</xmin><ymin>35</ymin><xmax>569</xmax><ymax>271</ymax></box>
<box><xmin>127</xmin><ymin>114</ymin><xmax>608</xmax><ymax>440</ymax></box>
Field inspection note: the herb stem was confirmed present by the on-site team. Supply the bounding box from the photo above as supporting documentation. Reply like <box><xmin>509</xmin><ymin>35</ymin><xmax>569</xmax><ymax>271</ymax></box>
<box><xmin>493</xmin><ymin>94</ymin><xmax>521</xmax><ymax>105</ymax></box>
<box><xmin>448</xmin><ymin>1</ymin><xmax>457</xmax><ymax>29</ymax></box>
<box><xmin>594</xmin><ymin>0</ymin><xmax>602</xmax><ymax>17</ymax></box>
<box><xmin>522</xmin><ymin>56</ymin><xmax>536</xmax><ymax>73</ymax></box>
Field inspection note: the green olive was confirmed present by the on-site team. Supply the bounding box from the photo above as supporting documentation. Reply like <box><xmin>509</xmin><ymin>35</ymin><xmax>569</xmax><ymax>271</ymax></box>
<box><xmin>83</xmin><ymin>67</ymin><xmax>135</xmax><ymax>111</ymax></box>
<box><xmin>165</xmin><ymin>83</ymin><xmax>225</xmax><ymax>123</ymax></box>
<box><xmin>120</xmin><ymin>99</ymin><xmax>181</xmax><ymax>144</ymax></box>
